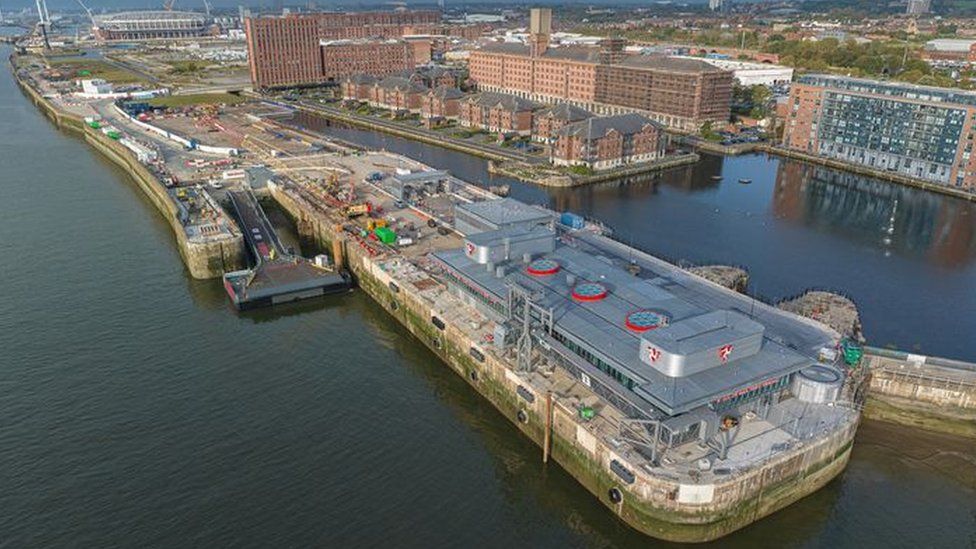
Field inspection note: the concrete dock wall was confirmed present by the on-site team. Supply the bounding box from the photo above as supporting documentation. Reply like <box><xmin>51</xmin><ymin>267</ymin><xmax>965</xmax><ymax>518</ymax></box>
<box><xmin>13</xmin><ymin>69</ymin><xmax>245</xmax><ymax>279</ymax></box>
<box><xmin>270</xmin><ymin>182</ymin><xmax>859</xmax><ymax>543</ymax></box>
<box><xmin>863</xmin><ymin>349</ymin><xmax>976</xmax><ymax>439</ymax></box>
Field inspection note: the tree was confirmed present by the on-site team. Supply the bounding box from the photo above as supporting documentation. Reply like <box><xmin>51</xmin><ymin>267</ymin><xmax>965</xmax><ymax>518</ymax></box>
<box><xmin>750</xmin><ymin>85</ymin><xmax>773</xmax><ymax>118</ymax></box>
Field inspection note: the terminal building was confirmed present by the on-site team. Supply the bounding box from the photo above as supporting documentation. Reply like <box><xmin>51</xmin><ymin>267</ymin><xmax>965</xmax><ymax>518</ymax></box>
<box><xmin>430</xmin><ymin>199</ymin><xmax>847</xmax><ymax>453</ymax></box>
<box><xmin>782</xmin><ymin>74</ymin><xmax>976</xmax><ymax>190</ymax></box>
<box><xmin>94</xmin><ymin>11</ymin><xmax>212</xmax><ymax>41</ymax></box>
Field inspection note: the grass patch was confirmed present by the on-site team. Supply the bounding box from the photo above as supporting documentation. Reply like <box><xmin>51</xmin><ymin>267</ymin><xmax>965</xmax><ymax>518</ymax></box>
<box><xmin>147</xmin><ymin>93</ymin><xmax>246</xmax><ymax>108</ymax></box>
<box><xmin>166</xmin><ymin>60</ymin><xmax>213</xmax><ymax>74</ymax></box>
<box><xmin>48</xmin><ymin>59</ymin><xmax>145</xmax><ymax>85</ymax></box>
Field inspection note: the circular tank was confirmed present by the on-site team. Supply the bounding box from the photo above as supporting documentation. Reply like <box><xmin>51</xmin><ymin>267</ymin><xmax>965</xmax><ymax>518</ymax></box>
<box><xmin>792</xmin><ymin>365</ymin><xmax>843</xmax><ymax>405</ymax></box>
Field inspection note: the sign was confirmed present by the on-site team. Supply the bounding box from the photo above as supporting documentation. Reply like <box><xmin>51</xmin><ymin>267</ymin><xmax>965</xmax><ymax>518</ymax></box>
<box><xmin>718</xmin><ymin>344</ymin><xmax>734</xmax><ymax>363</ymax></box>
<box><xmin>465</xmin><ymin>241</ymin><xmax>475</xmax><ymax>257</ymax></box>
<box><xmin>580</xmin><ymin>372</ymin><xmax>591</xmax><ymax>387</ymax></box>
<box><xmin>645</xmin><ymin>346</ymin><xmax>661</xmax><ymax>363</ymax></box>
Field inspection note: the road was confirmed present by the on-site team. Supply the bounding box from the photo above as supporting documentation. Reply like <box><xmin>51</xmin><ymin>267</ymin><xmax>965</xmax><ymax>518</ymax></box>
<box><xmin>292</xmin><ymin>100</ymin><xmax>542</xmax><ymax>164</ymax></box>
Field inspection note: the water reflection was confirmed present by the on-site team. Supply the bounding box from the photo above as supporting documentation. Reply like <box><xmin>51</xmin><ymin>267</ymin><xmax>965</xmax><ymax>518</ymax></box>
<box><xmin>773</xmin><ymin>162</ymin><xmax>976</xmax><ymax>267</ymax></box>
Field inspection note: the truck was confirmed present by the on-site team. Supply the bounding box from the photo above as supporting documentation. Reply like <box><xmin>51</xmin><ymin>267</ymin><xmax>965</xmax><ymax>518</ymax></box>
<box><xmin>344</xmin><ymin>203</ymin><xmax>372</xmax><ymax>218</ymax></box>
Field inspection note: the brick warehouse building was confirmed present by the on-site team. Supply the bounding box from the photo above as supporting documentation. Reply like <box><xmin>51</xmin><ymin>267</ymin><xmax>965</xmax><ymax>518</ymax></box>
<box><xmin>245</xmin><ymin>10</ymin><xmax>440</xmax><ymax>89</ymax></box>
<box><xmin>782</xmin><ymin>74</ymin><xmax>976</xmax><ymax>190</ymax></box>
<box><xmin>319</xmin><ymin>40</ymin><xmax>415</xmax><ymax>84</ymax></box>
<box><xmin>468</xmin><ymin>9</ymin><xmax>732</xmax><ymax>131</ymax></box>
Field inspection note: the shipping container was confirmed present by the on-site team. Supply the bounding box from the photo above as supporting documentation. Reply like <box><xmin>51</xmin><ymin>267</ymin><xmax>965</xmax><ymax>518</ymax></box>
<box><xmin>560</xmin><ymin>211</ymin><xmax>585</xmax><ymax>230</ymax></box>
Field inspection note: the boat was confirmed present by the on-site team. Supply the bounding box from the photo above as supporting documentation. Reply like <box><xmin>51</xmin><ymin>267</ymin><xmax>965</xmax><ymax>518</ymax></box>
<box><xmin>738</xmin><ymin>178</ymin><xmax>752</xmax><ymax>184</ymax></box>
<box><xmin>710</xmin><ymin>175</ymin><xmax>723</xmax><ymax>181</ymax></box>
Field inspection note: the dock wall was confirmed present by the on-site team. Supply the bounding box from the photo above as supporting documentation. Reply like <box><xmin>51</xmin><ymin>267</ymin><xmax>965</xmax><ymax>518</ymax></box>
<box><xmin>270</xmin><ymin>183</ymin><xmax>859</xmax><ymax>543</ymax></box>
<box><xmin>13</xmin><ymin>62</ymin><xmax>245</xmax><ymax>279</ymax></box>
<box><xmin>863</xmin><ymin>349</ymin><xmax>976</xmax><ymax>439</ymax></box>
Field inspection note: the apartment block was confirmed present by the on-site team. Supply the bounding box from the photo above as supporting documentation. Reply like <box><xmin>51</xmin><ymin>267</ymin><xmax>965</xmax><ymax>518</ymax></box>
<box><xmin>782</xmin><ymin>74</ymin><xmax>976</xmax><ymax>190</ymax></box>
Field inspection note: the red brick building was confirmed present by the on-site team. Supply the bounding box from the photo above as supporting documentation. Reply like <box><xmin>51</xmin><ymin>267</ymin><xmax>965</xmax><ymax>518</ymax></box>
<box><xmin>320</xmin><ymin>40</ymin><xmax>415</xmax><ymax>84</ymax></box>
<box><xmin>421</xmin><ymin>86</ymin><xmax>464</xmax><ymax>120</ymax></box>
<box><xmin>553</xmin><ymin>113</ymin><xmax>667</xmax><ymax>170</ymax></box>
<box><xmin>245</xmin><ymin>9</ymin><xmax>439</xmax><ymax>88</ymax></box>
<box><xmin>341</xmin><ymin>74</ymin><xmax>378</xmax><ymax>101</ymax></box>
<box><xmin>532</xmin><ymin>103</ymin><xmax>592</xmax><ymax>142</ymax></box>
<box><xmin>468</xmin><ymin>9</ymin><xmax>732</xmax><ymax>131</ymax></box>
<box><xmin>459</xmin><ymin>92</ymin><xmax>538</xmax><ymax>136</ymax></box>
<box><xmin>368</xmin><ymin>76</ymin><xmax>427</xmax><ymax>112</ymax></box>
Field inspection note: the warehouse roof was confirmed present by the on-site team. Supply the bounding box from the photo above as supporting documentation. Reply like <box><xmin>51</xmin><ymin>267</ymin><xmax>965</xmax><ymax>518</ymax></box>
<box><xmin>455</xmin><ymin>197</ymin><xmax>551</xmax><ymax>229</ymax></box>
<box><xmin>617</xmin><ymin>54</ymin><xmax>727</xmax><ymax>73</ymax></box>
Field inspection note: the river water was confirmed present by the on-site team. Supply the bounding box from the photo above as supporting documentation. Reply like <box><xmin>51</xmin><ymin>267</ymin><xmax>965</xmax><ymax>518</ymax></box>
<box><xmin>2</xmin><ymin>46</ymin><xmax>974</xmax><ymax>547</ymax></box>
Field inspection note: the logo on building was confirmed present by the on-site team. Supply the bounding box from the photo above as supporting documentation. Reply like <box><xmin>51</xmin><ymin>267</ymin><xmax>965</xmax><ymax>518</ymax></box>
<box><xmin>718</xmin><ymin>344</ymin><xmax>734</xmax><ymax>363</ymax></box>
<box><xmin>646</xmin><ymin>346</ymin><xmax>661</xmax><ymax>363</ymax></box>
<box><xmin>465</xmin><ymin>242</ymin><xmax>475</xmax><ymax>256</ymax></box>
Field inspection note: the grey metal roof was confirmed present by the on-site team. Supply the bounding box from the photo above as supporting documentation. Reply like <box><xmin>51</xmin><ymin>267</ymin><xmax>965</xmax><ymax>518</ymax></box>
<box><xmin>433</xmin><ymin>229</ymin><xmax>830</xmax><ymax>416</ymax></box>
<box><xmin>557</xmin><ymin>113</ymin><xmax>662</xmax><ymax>139</ymax></box>
<box><xmin>392</xmin><ymin>169</ymin><xmax>450</xmax><ymax>184</ymax></box>
<box><xmin>455</xmin><ymin>197</ymin><xmax>551</xmax><ymax>228</ymax></box>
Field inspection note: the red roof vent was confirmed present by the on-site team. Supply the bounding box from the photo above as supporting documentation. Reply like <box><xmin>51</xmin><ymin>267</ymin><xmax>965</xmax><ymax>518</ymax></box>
<box><xmin>572</xmin><ymin>282</ymin><xmax>608</xmax><ymax>302</ymax></box>
<box><xmin>527</xmin><ymin>258</ymin><xmax>560</xmax><ymax>276</ymax></box>
<box><xmin>625</xmin><ymin>310</ymin><xmax>669</xmax><ymax>332</ymax></box>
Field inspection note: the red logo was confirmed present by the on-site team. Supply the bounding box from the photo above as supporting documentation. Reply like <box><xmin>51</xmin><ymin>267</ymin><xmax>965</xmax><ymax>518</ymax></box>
<box><xmin>465</xmin><ymin>242</ymin><xmax>475</xmax><ymax>256</ymax></box>
<box><xmin>646</xmin><ymin>346</ymin><xmax>661</xmax><ymax>363</ymax></box>
<box><xmin>718</xmin><ymin>344</ymin><xmax>734</xmax><ymax>363</ymax></box>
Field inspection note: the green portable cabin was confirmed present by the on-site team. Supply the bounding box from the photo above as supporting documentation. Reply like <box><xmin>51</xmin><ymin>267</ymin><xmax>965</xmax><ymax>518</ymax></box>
<box><xmin>841</xmin><ymin>340</ymin><xmax>863</xmax><ymax>367</ymax></box>
<box><xmin>374</xmin><ymin>226</ymin><xmax>396</xmax><ymax>245</ymax></box>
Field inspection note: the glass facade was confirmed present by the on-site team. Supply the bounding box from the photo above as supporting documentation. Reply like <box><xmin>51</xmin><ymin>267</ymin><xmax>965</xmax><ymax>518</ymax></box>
<box><xmin>551</xmin><ymin>329</ymin><xmax>639</xmax><ymax>391</ymax></box>
<box><xmin>818</xmin><ymin>91</ymin><xmax>965</xmax><ymax>167</ymax></box>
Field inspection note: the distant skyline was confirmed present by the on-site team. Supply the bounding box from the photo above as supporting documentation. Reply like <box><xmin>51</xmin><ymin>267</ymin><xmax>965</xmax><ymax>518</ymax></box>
<box><xmin>0</xmin><ymin>0</ymin><xmax>718</xmax><ymax>13</ymax></box>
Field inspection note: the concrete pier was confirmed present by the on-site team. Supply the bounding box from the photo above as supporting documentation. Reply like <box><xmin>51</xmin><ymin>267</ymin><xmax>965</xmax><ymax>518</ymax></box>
<box><xmin>268</xmin><ymin>178</ymin><xmax>861</xmax><ymax>543</ymax></box>
<box><xmin>862</xmin><ymin>348</ymin><xmax>976</xmax><ymax>439</ymax></box>
<box><xmin>12</xmin><ymin>59</ymin><xmax>246</xmax><ymax>279</ymax></box>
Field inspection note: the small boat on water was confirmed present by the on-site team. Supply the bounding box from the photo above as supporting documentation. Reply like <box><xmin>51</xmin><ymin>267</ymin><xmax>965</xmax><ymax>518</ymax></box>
<box><xmin>738</xmin><ymin>178</ymin><xmax>752</xmax><ymax>185</ymax></box>
<box><xmin>710</xmin><ymin>175</ymin><xmax>723</xmax><ymax>181</ymax></box>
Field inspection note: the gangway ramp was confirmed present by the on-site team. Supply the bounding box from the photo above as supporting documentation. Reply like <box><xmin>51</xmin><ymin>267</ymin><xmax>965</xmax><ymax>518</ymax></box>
<box><xmin>223</xmin><ymin>188</ymin><xmax>349</xmax><ymax>310</ymax></box>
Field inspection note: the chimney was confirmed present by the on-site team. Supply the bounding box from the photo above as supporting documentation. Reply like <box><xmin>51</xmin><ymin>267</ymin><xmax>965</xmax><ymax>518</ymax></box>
<box><xmin>529</xmin><ymin>8</ymin><xmax>551</xmax><ymax>57</ymax></box>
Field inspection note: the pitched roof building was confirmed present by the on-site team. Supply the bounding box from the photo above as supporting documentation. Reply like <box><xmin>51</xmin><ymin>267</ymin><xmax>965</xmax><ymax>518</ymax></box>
<box><xmin>554</xmin><ymin>113</ymin><xmax>668</xmax><ymax>170</ymax></box>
